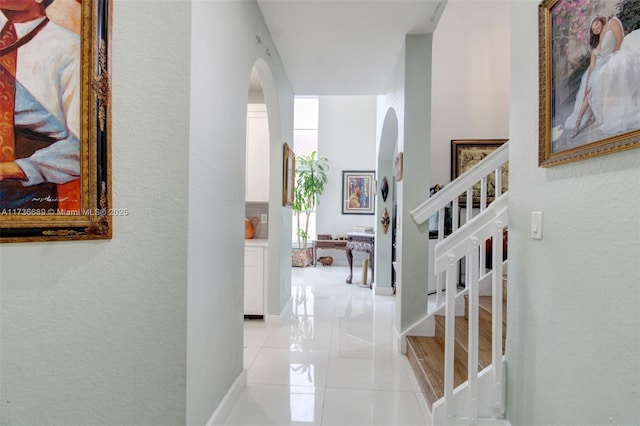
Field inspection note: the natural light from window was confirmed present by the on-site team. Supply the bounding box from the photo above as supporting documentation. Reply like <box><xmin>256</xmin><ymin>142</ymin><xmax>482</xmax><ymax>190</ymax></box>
<box><xmin>292</xmin><ymin>96</ymin><xmax>319</xmax><ymax>245</ymax></box>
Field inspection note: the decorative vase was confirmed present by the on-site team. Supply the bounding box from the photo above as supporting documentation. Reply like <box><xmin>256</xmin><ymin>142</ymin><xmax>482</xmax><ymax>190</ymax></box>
<box><xmin>245</xmin><ymin>217</ymin><xmax>259</xmax><ymax>239</ymax></box>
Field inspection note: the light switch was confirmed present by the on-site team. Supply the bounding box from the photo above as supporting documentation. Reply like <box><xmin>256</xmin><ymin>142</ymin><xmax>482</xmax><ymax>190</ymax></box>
<box><xmin>261</xmin><ymin>213</ymin><xmax>268</xmax><ymax>224</ymax></box>
<box><xmin>531</xmin><ymin>211</ymin><xmax>543</xmax><ymax>240</ymax></box>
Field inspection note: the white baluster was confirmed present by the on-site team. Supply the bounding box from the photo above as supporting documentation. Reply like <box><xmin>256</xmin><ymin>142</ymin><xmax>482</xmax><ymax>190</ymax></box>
<box><xmin>492</xmin><ymin>220</ymin><xmax>505</xmax><ymax>410</ymax></box>
<box><xmin>444</xmin><ymin>252</ymin><xmax>457</xmax><ymax>421</ymax></box>
<box><xmin>468</xmin><ymin>237</ymin><xmax>480</xmax><ymax>424</ymax></box>
<box><xmin>480</xmin><ymin>177</ymin><xmax>487</xmax><ymax>211</ymax></box>
<box><xmin>435</xmin><ymin>207</ymin><xmax>446</xmax><ymax>307</ymax></box>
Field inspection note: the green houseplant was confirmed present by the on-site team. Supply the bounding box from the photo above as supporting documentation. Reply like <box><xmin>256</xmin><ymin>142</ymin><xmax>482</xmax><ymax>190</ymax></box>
<box><xmin>291</xmin><ymin>151</ymin><xmax>329</xmax><ymax>266</ymax></box>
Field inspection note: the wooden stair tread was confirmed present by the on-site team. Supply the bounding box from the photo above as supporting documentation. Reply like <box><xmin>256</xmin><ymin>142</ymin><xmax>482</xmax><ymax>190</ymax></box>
<box><xmin>407</xmin><ymin>283</ymin><xmax>508</xmax><ymax>408</ymax></box>
<box><xmin>478</xmin><ymin>295</ymin><xmax>507</xmax><ymax>319</ymax></box>
<box><xmin>435</xmin><ymin>315</ymin><xmax>493</xmax><ymax>370</ymax></box>
<box><xmin>406</xmin><ymin>335</ymin><xmax>467</xmax><ymax>408</ymax></box>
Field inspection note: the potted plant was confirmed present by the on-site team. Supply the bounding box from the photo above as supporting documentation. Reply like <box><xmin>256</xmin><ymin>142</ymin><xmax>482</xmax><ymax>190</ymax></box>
<box><xmin>291</xmin><ymin>151</ymin><xmax>329</xmax><ymax>267</ymax></box>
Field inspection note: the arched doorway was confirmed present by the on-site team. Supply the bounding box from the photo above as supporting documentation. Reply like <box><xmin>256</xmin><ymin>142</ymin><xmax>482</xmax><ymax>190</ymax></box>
<box><xmin>374</xmin><ymin>107</ymin><xmax>399</xmax><ymax>295</ymax></box>
<box><xmin>243</xmin><ymin>59</ymin><xmax>290</xmax><ymax>323</ymax></box>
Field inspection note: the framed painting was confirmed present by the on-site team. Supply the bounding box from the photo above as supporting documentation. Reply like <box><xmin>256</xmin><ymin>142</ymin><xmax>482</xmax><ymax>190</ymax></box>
<box><xmin>282</xmin><ymin>142</ymin><xmax>295</xmax><ymax>206</ymax></box>
<box><xmin>394</xmin><ymin>152</ymin><xmax>403</xmax><ymax>181</ymax></box>
<box><xmin>451</xmin><ymin>139</ymin><xmax>508</xmax><ymax>208</ymax></box>
<box><xmin>538</xmin><ymin>0</ymin><xmax>640</xmax><ymax>167</ymax></box>
<box><xmin>342</xmin><ymin>170</ymin><xmax>375</xmax><ymax>215</ymax></box>
<box><xmin>0</xmin><ymin>0</ymin><xmax>112</xmax><ymax>242</ymax></box>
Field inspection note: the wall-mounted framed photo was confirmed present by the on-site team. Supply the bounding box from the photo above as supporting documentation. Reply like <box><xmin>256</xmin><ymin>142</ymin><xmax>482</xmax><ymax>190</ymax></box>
<box><xmin>0</xmin><ymin>0</ymin><xmax>112</xmax><ymax>243</ymax></box>
<box><xmin>394</xmin><ymin>152</ymin><xmax>403</xmax><ymax>181</ymax></box>
<box><xmin>282</xmin><ymin>142</ymin><xmax>295</xmax><ymax>206</ymax></box>
<box><xmin>451</xmin><ymin>139</ymin><xmax>508</xmax><ymax>208</ymax></box>
<box><xmin>342</xmin><ymin>170</ymin><xmax>375</xmax><ymax>215</ymax></box>
<box><xmin>538</xmin><ymin>0</ymin><xmax>640</xmax><ymax>167</ymax></box>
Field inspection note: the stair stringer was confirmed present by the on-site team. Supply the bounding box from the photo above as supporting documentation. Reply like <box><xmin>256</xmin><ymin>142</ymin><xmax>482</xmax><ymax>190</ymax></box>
<box><xmin>432</xmin><ymin>356</ymin><xmax>506</xmax><ymax>425</ymax></box>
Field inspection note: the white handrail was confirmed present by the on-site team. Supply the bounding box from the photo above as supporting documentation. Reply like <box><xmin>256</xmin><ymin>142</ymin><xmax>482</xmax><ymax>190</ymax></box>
<box><xmin>410</xmin><ymin>141</ymin><xmax>509</xmax><ymax>225</ymax></box>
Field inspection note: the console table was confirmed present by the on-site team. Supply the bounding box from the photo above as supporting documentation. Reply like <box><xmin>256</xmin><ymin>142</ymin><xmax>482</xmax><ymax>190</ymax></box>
<box><xmin>345</xmin><ymin>232</ymin><xmax>374</xmax><ymax>289</ymax></box>
<box><xmin>312</xmin><ymin>238</ymin><xmax>347</xmax><ymax>266</ymax></box>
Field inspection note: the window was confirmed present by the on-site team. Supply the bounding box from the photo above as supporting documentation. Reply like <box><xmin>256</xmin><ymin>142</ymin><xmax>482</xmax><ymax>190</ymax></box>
<box><xmin>292</xmin><ymin>97</ymin><xmax>319</xmax><ymax>244</ymax></box>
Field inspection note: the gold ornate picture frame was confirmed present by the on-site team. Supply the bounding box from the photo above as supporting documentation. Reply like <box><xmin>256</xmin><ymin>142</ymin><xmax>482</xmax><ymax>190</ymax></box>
<box><xmin>538</xmin><ymin>0</ymin><xmax>640</xmax><ymax>167</ymax></box>
<box><xmin>282</xmin><ymin>142</ymin><xmax>295</xmax><ymax>206</ymax></box>
<box><xmin>0</xmin><ymin>0</ymin><xmax>111</xmax><ymax>242</ymax></box>
<box><xmin>451</xmin><ymin>139</ymin><xmax>508</xmax><ymax>208</ymax></box>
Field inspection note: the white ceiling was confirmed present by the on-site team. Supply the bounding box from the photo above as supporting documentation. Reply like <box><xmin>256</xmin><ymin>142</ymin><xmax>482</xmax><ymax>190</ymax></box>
<box><xmin>255</xmin><ymin>0</ymin><xmax>446</xmax><ymax>95</ymax></box>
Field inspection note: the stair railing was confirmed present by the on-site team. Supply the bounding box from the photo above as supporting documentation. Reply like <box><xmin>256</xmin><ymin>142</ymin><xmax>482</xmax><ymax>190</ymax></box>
<box><xmin>408</xmin><ymin>142</ymin><xmax>509</xmax><ymax>423</ymax></box>
<box><xmin>410</xmin><ymin>141</ymin><xmax>509</xmax><ymax>311</ymax></box>
<box><xmin>435</xmin><ymin>193</ymin><xmax>508</xmax><ymax>423</ymax></box>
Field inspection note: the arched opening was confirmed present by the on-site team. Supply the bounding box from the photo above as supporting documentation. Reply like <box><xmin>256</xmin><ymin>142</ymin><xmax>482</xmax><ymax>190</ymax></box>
<box><xmin>374</xmin><ymin>107</ymin><xmax>399</xmax><ymax>295</ymax></box>
<box><xmin>243</xmin><ymin>59</ymin><xmax>288</xmax><ymax>323</ymax></box>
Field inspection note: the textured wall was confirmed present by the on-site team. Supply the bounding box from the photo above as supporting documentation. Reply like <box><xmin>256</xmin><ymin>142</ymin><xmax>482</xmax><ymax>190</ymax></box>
<box><xmin>507</xmin><ymin>1</ymin><xmax>640</xmax><ymax>424</ymax></box>
<box><xmin>188</xmin><ymin>1</ymin><xmax>293</xmax><ymax>424</ymax></box>
<box><xmin>0</xmin><ymin>1</ymin><xmax>191</xmax><ymax>424</ymax></box>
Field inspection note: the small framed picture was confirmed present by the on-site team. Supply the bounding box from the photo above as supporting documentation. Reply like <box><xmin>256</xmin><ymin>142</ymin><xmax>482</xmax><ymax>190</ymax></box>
<box><xmin>282</xmin><ymin>143</ymin><xmax>295</xmax><ymax>206</ymax></box>
<box><xmin>395</xmin><ymin>152</ymin><xmax>403</xmax><ymax>181</ymax></box>
<box><xmin>342</xmin><ymin>170</ymin><xmax>375</xmax><ymax>215</ymax></box>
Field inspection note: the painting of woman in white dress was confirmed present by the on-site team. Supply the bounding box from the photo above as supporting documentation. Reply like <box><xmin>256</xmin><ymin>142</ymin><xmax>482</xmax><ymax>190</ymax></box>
<box><xmin>543</xmin><ymin>0</ymin><xmax>640</xmax><ymax>159</ymax></box>
<box><xmin>565</xmin><ymin>15</ymin><xmax>640</xmax><ymax>139</ymax></box>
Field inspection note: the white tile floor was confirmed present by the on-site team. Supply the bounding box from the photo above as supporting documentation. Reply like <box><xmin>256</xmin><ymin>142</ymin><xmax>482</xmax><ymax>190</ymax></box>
<box><xmin>224</xmin><ymin>265</ymin><xmax>432</xmax><ymax>426</ymax></box>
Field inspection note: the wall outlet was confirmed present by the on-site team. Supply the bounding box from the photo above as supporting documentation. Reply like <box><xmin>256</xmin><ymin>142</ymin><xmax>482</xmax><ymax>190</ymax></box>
<box><xmin>261</xmin><ymin>213</ymin><xmax>268</xmax><ymax>224</ymax></box>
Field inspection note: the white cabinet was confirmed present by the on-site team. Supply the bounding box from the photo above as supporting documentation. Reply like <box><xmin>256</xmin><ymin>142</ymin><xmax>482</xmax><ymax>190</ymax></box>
<box><xmin>244</xmin><ymin>244</ymin><xmax>266</xmax><ymax>317</ymax></box>
<box><xmin>246</xmin><ymin>105</ymin><xmax>270</xmax><ymax>202</ymax></box>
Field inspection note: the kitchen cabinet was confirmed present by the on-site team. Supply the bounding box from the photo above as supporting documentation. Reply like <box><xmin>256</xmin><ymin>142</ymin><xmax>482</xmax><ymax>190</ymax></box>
<box><xmin>244</xmin><ymin>242</ymin><xmax>267</xmax><ymax>318</ymax></box>
<box><xmin>246</xmin><ymin>104</ymin><xmax>270</xmax><ymax>202</ymax></box>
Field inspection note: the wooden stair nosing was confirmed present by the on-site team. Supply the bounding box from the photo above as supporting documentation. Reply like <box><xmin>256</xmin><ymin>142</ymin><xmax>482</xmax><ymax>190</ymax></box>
<box><xmin>406</xmin><ymin>336</ymin><xmax>440</xmax><ymax>409</ymax></box>
<box><xmin>406</xmin><ymin>335</ymin><xmax>468</xmax><ymax>405</ymax></box>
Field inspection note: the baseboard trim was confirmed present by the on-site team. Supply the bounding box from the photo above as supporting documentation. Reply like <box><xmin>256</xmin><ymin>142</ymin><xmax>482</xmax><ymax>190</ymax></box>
<box><xmin>393</xmin><ymin>325</ymin><xmax>405</xmax><ymax>354</ymax></box>
<box><xmin>375</xmin><ymin>286</ymin><xmax>394</xmax><ymax>296</ymax></box>
<box><xmin>265</xmin><ymin>294</ymin><xmax>292</xmax><ymax>326</ymax></box>
<box><xmin>206</xmin><ymin>368</ymin><xmax>247</xmax><ymax>426</ymax></box>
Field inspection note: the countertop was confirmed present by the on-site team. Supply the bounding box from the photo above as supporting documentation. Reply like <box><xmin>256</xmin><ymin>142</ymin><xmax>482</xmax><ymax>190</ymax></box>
<box><xmin>245</xmin><ymin>238</ymin><xmax>268</xmax><ymax>247</ymax></box>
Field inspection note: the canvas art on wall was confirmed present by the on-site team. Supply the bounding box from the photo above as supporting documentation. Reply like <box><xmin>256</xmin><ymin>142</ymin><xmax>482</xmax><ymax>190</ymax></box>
<box><xmin>538</xmin><ymin>0</ymin><xmax>640</xmax><ymax>166</ymax></box>
<box><xmin>451</xmin><ymin>140</ymin><xmax>508</xmax><ymax>208</ymax></box>
<box><xmin>342</xmin><ymin>170</ymin><xmax>375</xmax><ymax>215</ymax></box>
<box><xmin>282</xmin><ymin>142</ymin><xmax>295</xmax><ymax>206</ymax></box>
<box><xmin>0</xmin><ymin>0</ymin><xmax>111</xmax><ymax>242</ymax></box>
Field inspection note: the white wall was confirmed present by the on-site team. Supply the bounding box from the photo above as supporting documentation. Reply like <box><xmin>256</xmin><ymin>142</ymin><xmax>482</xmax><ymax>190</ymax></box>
<box><xmin>0</xmin><ymin>2</ymin><xmax>191</xmax><ymax>424</ymax></box>
<box><xmin>316</xmin><ymin>96</ymin><xmax>377</xmax><ymax>266</ymax></box>
<box><xmin>189</xmin><ymin>1</ymin><xmax>293</xmax><ymax>424</ymax></box>
<box><xmin>507</xmin><ymin>1</ymin><xmax>640</xmax><ymax>424</ymax></box>
<box><xmin>317</xmin><ymin>96</ymin><xmax>377</xmax><ymax>235</ymax></box>
<box><xmin>378</xmin><ymin>41</ymin><xmax>406</xmax><ymax>330</ymax></box>
<box><xmin>0</xmin><ymin>1</ymin><xmax>294</xmax><ymax>425</ymax></box>
<box><xmin>430</xmin><ymin>0</ymin><xmax>510</xmax><ymax>186</ymax></box>
<box><xmin>378</xmin><ymin>35</ymin><xmax>433</xmax><ymax>333</ymax></box>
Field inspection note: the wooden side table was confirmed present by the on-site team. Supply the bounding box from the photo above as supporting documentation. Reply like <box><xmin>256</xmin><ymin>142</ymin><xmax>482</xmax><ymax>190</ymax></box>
<box><xmin>345</xmin><ymin>232</ymin><xmax>374</xmax><ymax>288</ymax></box>
<box><xmin>312</xmin><ymin>239</ymin><xmax>347</xmax><ymax>266</ymax></box>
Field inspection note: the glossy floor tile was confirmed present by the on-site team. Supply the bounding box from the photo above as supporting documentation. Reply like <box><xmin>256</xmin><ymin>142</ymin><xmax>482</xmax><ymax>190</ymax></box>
<box><xmin>224</xmin><ymin>265</ymin><xmax>431</xmax><ymax>426</ymax></box>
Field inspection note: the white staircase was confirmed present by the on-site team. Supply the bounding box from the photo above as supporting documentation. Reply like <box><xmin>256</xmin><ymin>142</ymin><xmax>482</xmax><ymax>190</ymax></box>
<box><xmin>405</xmin><ymin>142</ymin><xmax>509</xmax><ymax>425</ymax></box>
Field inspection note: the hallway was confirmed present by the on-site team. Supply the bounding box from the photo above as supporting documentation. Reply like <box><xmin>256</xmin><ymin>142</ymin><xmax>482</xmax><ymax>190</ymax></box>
<box><xmin>224</xmin><ymin>265</ymin><xmax>431</xmax><ymax>425</ymax></box>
